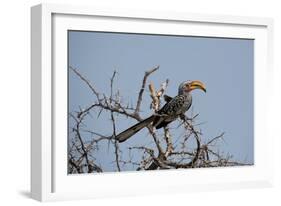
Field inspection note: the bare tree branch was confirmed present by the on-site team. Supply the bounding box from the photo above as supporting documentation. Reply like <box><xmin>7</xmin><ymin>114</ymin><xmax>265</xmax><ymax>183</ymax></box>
<box><xmin>69</xmin><ymin>66</ymin><xmax>100</xmax><ymax>100</ymax></box>
<box><xmin>135</xmin><ymin>65</ymin><xmax>159</xmax><ymax>115</ymax></box>
<box><xmin>109</xmin><ymin>71</ymin><xmax>121</xmax><ymax>171</ymax></box>
<box><xmin>68</xmin><ymin>65</ymin><xmax>249</xmax><ymax>173</ymax></box>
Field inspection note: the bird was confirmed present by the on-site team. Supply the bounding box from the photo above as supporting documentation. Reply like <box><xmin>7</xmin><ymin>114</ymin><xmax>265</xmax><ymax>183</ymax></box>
<box><xmin>115</xmin><ymin>80</ymin><xmax>206</xmax><ymax>143</ymax></box>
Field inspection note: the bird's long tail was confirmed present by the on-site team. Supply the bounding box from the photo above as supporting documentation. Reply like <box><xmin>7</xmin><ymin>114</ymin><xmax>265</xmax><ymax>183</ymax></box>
<box><xmin>115</xmin><ymin>115</ymin><xmax>155</xmax><ymax>143</ymax></box>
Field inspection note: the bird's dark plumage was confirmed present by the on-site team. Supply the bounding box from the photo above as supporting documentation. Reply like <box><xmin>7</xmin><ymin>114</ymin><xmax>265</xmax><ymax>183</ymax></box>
<box><xmin>152</xmin><ymin>94</ymin><xmax>192</xmax><ymax>129</ymax></box>
<box><xmin>115</xmin><ymin>80</ymin><xmax>206</xmax><ymax>143</ymax></box>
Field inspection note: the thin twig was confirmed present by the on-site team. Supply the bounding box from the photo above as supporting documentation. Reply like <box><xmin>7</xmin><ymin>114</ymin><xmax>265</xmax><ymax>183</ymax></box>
<box><xmin>69</xmin><ymin>66</ymin><xmax>100</xmax><ymax>100</ymax></box>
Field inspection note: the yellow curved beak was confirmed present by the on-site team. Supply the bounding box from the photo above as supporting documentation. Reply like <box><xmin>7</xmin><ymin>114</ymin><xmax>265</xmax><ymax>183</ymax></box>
<box><xmin>189</xmin><ymin>80</ymin><xmax>206</xmax><ymax>93</ymax></box>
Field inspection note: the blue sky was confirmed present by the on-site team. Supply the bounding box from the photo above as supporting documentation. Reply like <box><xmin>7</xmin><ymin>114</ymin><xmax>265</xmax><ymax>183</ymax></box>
<box><xmin>68</xmin><ymin>31</ymin><xmax>254</xmax><ymax>172</ymax></box>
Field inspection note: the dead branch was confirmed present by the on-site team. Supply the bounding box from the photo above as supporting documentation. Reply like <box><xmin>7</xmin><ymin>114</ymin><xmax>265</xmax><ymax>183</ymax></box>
<box><xmin>68</xmin><ymin>65</ymin><xmax>249</xmax><ymax>173</ymax></box>
<box><xmin>135</xmin><ymin>65</ymin><xmax>159</xmax><ymax>115</ymax></box>
<box><xmin>164</xmin><ymin>127</ymin><xmax>173</xmax><ymax>156</ymax></box>
<box><xmin>149</xmin><ymin>79</ymin><xmax>169</xmax><ymax>111</ymax></box>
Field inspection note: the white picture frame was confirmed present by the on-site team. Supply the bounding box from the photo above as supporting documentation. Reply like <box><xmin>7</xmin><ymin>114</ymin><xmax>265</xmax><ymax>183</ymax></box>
<box><xmin>31</xmin><ymin>3</ymin><xmax>274</xmax><ymax>202</ymax></box>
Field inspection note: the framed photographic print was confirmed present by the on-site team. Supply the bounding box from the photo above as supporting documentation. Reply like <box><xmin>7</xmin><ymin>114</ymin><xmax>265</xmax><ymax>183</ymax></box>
<box><xmin>31</xmin><ymin>3</ymin><xmax>274</xmax><ymax>201</ymax></box>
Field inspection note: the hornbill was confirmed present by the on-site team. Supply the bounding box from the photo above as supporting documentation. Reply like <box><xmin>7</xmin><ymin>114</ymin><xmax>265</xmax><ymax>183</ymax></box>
<box><xmin>115</xmin><ymin>80</ymin><xmax>206</xmax><ymax>143</ymax></box>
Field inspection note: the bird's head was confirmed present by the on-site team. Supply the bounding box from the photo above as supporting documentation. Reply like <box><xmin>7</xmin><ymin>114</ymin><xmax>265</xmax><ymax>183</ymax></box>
<box><xmin>178</xmin><ymin>80</ymin><xmax>206</xmax><ymax>95</ymax></box>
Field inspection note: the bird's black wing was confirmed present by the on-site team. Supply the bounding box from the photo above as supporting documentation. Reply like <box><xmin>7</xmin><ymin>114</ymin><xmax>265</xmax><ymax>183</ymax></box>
<box><xmin>164</xmin><ymin>94</ymin><xmax>173</xmax><ymax>102</ymax></box>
